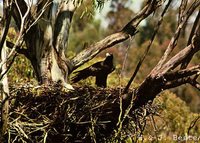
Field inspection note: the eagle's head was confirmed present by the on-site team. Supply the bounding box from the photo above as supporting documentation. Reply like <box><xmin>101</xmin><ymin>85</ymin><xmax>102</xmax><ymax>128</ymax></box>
<box><xmin>105</xmin><ymin>53</ymin><xmax>113</xmax><ymax>63</ymax></box>
<box><xmin>106</xmin><ymin>53</ymin><xmax>112</xmax><ymax>57</ymax></box>
<box><xmin>103</xmin><ymin>53</ymin><xmax>115</xmax><ymax>70</ymax></box>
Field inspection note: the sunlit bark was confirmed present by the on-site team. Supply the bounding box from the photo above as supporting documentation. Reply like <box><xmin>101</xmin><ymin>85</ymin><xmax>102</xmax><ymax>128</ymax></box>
<box><xmin>0</xmin><ymin>43</ymin><xmax>9</xmax><ymax>137</ymax></box>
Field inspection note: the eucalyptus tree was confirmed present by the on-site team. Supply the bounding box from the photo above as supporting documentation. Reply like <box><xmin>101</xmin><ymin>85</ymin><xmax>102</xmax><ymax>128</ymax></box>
<box><xmin>0</xmin><ymin>0</ymin><xmax>200</xmax><ymax>139</ymax></box>
<box><xmin>0</xmin><ymin>0</ymin><xmax>200</xmax><ymax>109</ymax></box>
<box><xmin>0</xmin><ymin>0</ymin><xmax>160</xmax><ymax>88</ymax></box>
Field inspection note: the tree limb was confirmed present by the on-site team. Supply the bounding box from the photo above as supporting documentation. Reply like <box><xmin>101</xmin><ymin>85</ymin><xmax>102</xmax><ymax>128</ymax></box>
<box><xmin>0</xmin><ymin>0</ymin><xmax>13</xmax><ymax>56</ymax></box>
<box><xmin>6</xmin><ymin>41</ymin><xmax>29</xmax><ymax>58</ymax></box>
<box><xmin>123</xmin><ymin>0</ymin><xmax>172</xmax><ymax>93</ymax></box>
<box><xmin>156</xmin><ymin>36</ymin><xmax>200</xmax><ymax>76</ymax></box>
<box><xmin>163</xmin><ymin>65</ymin><xmax>200</xmax><ymax>81</ymax></box>
<box><xmin>0</xmin><ymin>53</ymin><xmax>17</xmax><ymax>81</ymax></box>
<box><xmin>178</xmin><ymin>0</ymin><xmax>188</xmax><ymax>25</ymax></box>
<box><xmin>151</xmin><ymin>0</ymin><xmax>200</xmax><ymax>73</ymax></box>
<box><xmin>188</xmin><ymin>79</ymin><xmax>200</xmax><ymax>90</ymax></box>
<box><xmin>163</xmin><ymin>77</ymin><xmax>190</xmax><ymax>90</ymax></box>
<box><xmin>70</xmin><ymin>0</ymin><xmax>162</xmax><ymax>70</ymax></box>
<box><xmin>163</xmin><ymin>76</ymin><xmax>200</xmax><ymax>91</ymax></box>
<box><xmin>181</xmin><ymin>10</ymin><xmax>200</xmax><ymax>69</ymax></box>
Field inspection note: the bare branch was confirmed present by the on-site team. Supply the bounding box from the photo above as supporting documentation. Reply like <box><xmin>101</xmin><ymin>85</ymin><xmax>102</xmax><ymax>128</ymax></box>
<box><xmin>0</xmin><ymin>0</ymin><xmax>32</xmax><ymax>75</ymax></box>
<box><xmin>0</xmin><ymin>43</ymin><xmax>10</xmax><ymax>136</ymax></box>
<box><xmin>188</xmin><ymin>116</ymin><xmax>200</xmax><ymax>134</ymax></box>
<box><xmin>0</xmin><ymin>0</ymin><xmax>13</xmax><ymax>56</ymax></box>
<box><xmin>187</xmin><ymin>11</ymin><xmax>200</xmax><ymax>46</ymax></box>
<box><xmin>188</xmin><ymin>79</ymin><xmax>200</xmax><ymax>90</ymax></box>
<box><xmin>163</xmin><ymin>65</ymin><xmax>200</xmax><ymax>81</ymax></box>
<box><xmin>6</xmin><ymin>41</ymin><xmax>29</xmax><ymax>57</ymax></box>
<box><xmin>181</xmin><ymin>10</ymin><xmax>200</xmax><ymax>69</ymax></box>
<box><xmin>178</xmin><ymin>0</ymin><xmax>188</xmax><ymax>24</ymax></box>
<box><xmin>6</xmin><ymin>0</ymin><xmax>31</xmax><ymax>60</ymax></box>
<box><xmin>123</xmin><ymin>0</ymin><xmax>172</xmax><ymax>93</ymax></box>
<box><xmin>70</xmin><ymin>0</ymin><xmax>162</xmax><ymax>70</ymax></box>
<box><xmin>164</xmin><ymin>76</ymin><xmax>200</xmax><ymax>91</ymax></box>
<box><xmin>153</xmin><ymin>44</ymin><xmax>192</xmax><ymax>76</ymax></box>
<box><xmin>152</xmin><ymin>0</ymin><xmax>200</xmax><ymax>72</ymax></box>
<box><xmin>71</xmin><ymin>32</ymin><xmax>132</xmax><ymax>70</ymax></box>
<box><xmin>25</xmin><ymin>1</ymin><xmax>51</xmax><ymax>33</ymax></box>
<box><xmin>154</xmin><ymin>32</ymin><xmax>200</xmax><ymax>76</ymax></box>
<box><xmin>163</xmin><ymin>77</ymin><xmax>190</xmax><ymax>89</ymax></box>
<box><xmin>0</xmin><ymin>53</ymin><xmax>17</xmax><ymax>81</ymax></box>
<box><xmin>160</xmin><ymin>65</ymin><xmax>200</xmax><ymax>90</ymax></box>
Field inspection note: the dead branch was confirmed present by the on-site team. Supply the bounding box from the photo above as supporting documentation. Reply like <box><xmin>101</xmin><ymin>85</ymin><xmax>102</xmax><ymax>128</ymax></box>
<box><xmin>6</xmin><ymin>41</ymin><xmax>28</xmax><ymax>57</ymax></box>
<box><xmin>181</xmin><ymin>10</ymin><xmax>200</xmax><ymax>69</ymax></box>
<box><xmin>178</xmin><ymin>0</ymin><xmax>188</xmax><ymax>25</ymax></box>
<box><xmin>124</xmin><ymin>0</ymin><xmax>172</xmax><ymax>93</ymax></box>
<box><xmin>160</xmin><ymin>65</ymin><xmax>200</xmax><ymax>90</ymax></box>
<box><xmin>151</xmin><ymin>0</ymin><xmax>200</xmax><ymax>73</ymax></box>
<box><xmin>163</xmin><ymin>65</ymin><xmax>200</xmax><ymax>81</ymax></box>
<box><xmin>0</xmin><ymin>53</ymin><xmax>17</xmax><ymax>81</ymax></box>
<box><xmin>155</xmin><ymin>38</ymin><xmax>200</xmax><ymax>76</ymax></box>
<box><xmin>188</xmin><ymin>115</ymin><xmax>200</xmax><ymax>134</ymax></box>
<box><xmin>188</xmin><ymin>79</ymin><xmax>200</xmax><ymax>90</ymax></box>
<box><xmin>163</xmin><ymin>77</ymin><xmax>190</xmax><ymax>89</ymax></box>
<box><xmin>0</xmin><ymin>0</ymin><xmax>33</xmax><ymax>79</ymax></box>
<box><xmin>6</xmin><ymin>0</ymin><xmax>31</xmax><ymax>60</ymax></box>
<box><xmin>124</xmin><ymin>25</ymin><xmax>200</xmax><ymax>108</ymax></box>
<box><xmin>70</xmin><ymin>0</ymin><xmax>162</xmax><ymax>70</ymax></box>
<box><xmin>0</xmin><ymin>0</ymin><xmax>13</xmax><ymax>55</ymax></box>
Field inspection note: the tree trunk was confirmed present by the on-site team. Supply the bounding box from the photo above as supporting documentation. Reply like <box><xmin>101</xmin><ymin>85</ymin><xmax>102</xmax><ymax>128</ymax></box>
<box><xmin>9</xmin><ymin>0</ymin><xmax>160</xmax><ymax>89</ymax></box>
<box><xmin>0</xmin><ymin>43</ymin><xmax>9</xmax><ymax>138</ymax></box>
<box><xmin>18</xmin><ymin>1</ymin><xmax>76</xmax><ymax>89</ymax></box>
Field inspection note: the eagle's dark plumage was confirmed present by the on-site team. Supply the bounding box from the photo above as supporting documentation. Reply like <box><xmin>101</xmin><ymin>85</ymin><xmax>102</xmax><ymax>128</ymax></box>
<box><xmin>71</xmin><ymin>53</ymin><xmax>115</xmax><ymax>87</ymax></box>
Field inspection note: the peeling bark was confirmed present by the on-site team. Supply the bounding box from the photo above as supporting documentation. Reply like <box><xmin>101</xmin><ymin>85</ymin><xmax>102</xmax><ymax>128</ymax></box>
<box><xmin>0</xmin><ymin>0</ymin><xmax>12</xmax><ymax>56</ymax></box>
<box><xmin>11</xmin><ymin>0</ymin><xmax>76</xmax><ymax>89</ymax></box>
<box><xmin>0</xmin><ymin>43</ymin><xmax>9</xmax><ymax>137</ymax></box>
<box><xmin>9</xmin><ymin>0</ymin><xmax>161</xmax><ymax>90</ymax></box>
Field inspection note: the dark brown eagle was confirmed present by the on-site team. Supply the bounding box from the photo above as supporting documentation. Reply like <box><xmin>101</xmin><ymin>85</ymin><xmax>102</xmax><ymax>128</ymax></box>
<box><xmin>71</xmin><ymin>53</ymin><xmax>115</xmax><ymax>87</ymax></box>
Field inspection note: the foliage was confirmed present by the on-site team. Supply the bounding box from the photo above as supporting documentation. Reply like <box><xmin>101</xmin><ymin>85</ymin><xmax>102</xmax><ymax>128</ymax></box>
<box><xmin>141</xmin><ymin>91</ymin><xmax>200</xmax><ymax>143</ymax></box>
<box><xmin>8</xmin><ymin>55</ymin><xmax>35</xmax><ymax>83</ymax></box>
<box><xmin>5</xmin><ymin>28</ymin><xmax>35</xmax><ymax>84</ymax></box>
<box><xmin>106</xmin><ymin>0</ymin><xmax>135</xmax><ymax>33</ymax></box>
<box><xmin>68</xmin><ymin>0</ymin><xmax>104</xmax><ymax>57</ymax></box>
<box><xmin>136</xmin><ymin>7</ymin><xmax>177</xmax><ymax>46</ymax></box>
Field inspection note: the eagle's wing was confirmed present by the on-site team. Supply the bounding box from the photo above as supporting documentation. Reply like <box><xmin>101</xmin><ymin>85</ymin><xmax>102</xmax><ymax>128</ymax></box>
<box><xmin>71</xmin><ymin>62</ymin><xmax>102</xmax><ymax>83</ymax></box>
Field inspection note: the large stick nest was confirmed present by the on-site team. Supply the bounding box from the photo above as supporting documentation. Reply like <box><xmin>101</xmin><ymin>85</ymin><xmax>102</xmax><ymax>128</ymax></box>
<box><xmin>1</xmin><ymin>84</ymin><xmax>159</xmax><ymax>143</ymax></box>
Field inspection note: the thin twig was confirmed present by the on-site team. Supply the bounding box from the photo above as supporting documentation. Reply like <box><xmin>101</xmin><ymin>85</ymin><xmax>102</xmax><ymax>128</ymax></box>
<box><xmin>0</xmin><ymin>53</ymin><xmax>17</xmax><ymax>80</ymax></box>
<box><xmin>0</xmin><ymin>0</ymin><xmax>13</xmax><ymax>54</ymax></box>
<box><xmin>181</xmin><ymin>10</ymin><xmax>200</xmax><ymax>69</ymax></box>
<box><xmin>152</xmin><ymin>0</ymin><xmax>200</xmax><ymax>72</ymax></box>
<box><xmin>178</xmin><ymin>0</ymin><xmax>188</xmax><ymax>25</ymax></box>
<box><xmin>0</xmin><ymin>0</ymin><xmax>32</xmax><ymax>77</ymax></box>
<box><xmin>123</xmin><ymin>0</ymin><xmax>172</xmax><ymax>93</ymax></box>
<box><xmin>187</xmin><ymin>115</ymin><xmax>200</xmax><ymax>134</ymax></box>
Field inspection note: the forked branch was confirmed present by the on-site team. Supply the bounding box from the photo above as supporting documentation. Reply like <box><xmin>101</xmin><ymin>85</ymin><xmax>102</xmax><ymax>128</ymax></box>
<box><xmin>70</xmin><ymin>0</ymin><xmax>162</xmax><ymax>70</ymax></box>
<box><xmin>124</xmin><ymin>0</ymin><xmax>172</xmax><ymax>93</ymax></box>
<box><xmin>151</xmin><ymin>0</ymin><xmax>200</xmax><ymax>73</ymax></box>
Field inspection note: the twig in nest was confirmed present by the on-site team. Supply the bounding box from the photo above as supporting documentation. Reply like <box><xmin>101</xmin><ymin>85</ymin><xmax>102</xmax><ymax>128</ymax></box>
<box><xmin>187</xmin><ymin>115</ymin><xmax>200</xmax><ymax>135</ymax></box>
